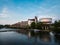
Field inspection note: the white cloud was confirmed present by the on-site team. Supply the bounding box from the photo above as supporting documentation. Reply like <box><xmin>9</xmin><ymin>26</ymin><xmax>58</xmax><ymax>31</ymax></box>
<box><xmin>0</xmin><ymin>20</ymin><xmax>18</xmax><ymax>25</ymax></box>
<box><xmin>0</xmin><ymin>6</ymin><xmax>12</xmax><ymax>24</ymax></box>
<box><xmin>0</xmin><ymin>6</ymin><xmax>9</xmax><ymax>18</ymax></box>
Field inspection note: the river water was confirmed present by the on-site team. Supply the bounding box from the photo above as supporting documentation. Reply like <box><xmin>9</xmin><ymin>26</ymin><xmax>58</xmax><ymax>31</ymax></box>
<box><xmin>0</xmin><ymin>28</ymin><xmax>60</xmax><ymax>45</ymax></box>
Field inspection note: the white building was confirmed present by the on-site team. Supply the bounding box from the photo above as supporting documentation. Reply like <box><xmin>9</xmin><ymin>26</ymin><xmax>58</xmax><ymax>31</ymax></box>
<box><xmin>28</xmin><ymin>16</ymin><xmax>38</xmax><ymax>26</ymax></box>
<box><xmin>39</xmin><ymin>18</ymin><xmax>52</xmax><ymax>24</ymax></box>
<box><xmin>39</xmin><ymin>18</ymin><xmax>52</xmax><ymax>30</ymax></box>
<box><xmin>28</xmin><ymin>19</ymin><xmax>35</xmax><ymax>26</ymax></box>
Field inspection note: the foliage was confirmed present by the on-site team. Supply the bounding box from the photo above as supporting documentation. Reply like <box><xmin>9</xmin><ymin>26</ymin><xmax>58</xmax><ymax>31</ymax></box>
<box><xmin>30</xmin><ymin>22</ymin><xmax>36</xmax><ymax>29</ymax></box>
<box><xmin>53</xmin><ymin>20</ymin><xmax>60</xmax><ymax>33</ymax></box>
<box><xmin>30</xmin><ymin>22</ymin><xmax>43</xmax><ymax>29</ymax></box>
<box><xmin>4</xmin><ymin>25</ymin><xmax>10</xmax><ymax>28</ymax></box>
<box><xmin>36</xmin><ymin>22</ymin><xmax>42</xmax><ymax>29</ymax></box>
<box><xmin>54</xmin><ymin>20</ymin><xmax>60</xmax><ymax>27</ymax></box>
<box><xmin>0</xmin><ymin>25</ymin><xmax>4</xmax><ymax>29</ymax></box>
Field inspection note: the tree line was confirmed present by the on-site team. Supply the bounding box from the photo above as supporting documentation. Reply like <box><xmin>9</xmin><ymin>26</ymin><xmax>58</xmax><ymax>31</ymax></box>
<box><xmin>52</xmin><ymin>20</ymin><xmax>60</xmax><ymax>33</ymax></box>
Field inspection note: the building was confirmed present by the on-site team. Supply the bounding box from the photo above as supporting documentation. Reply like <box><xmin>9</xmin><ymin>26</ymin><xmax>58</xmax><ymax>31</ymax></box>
<box><xmin>28</xmin><ymin>19</ymin><xmax>35</xmax><ymax>26</ymax></box>
<box><xmin>10</xmin><ymin>21</ymin><xmax>28</xmax><ymax>28</ymax></box>
<box><xmin>20</xmin><ymin>21</ymin><xmax>28</xmax><ymax>28</ymax></box>
<box><xmin>28</xmin><ymin>16</ymin><xmax>38</xmax><ymax>26</ymax></box>
<box><xmin>39</xmin><ymin>18</ymin><xmax>52</xmax><ymax>30</ymax></box>
<box><xmin>10</xmin><ymin>16</ymin><xmax>52</xmax><ymax>29</ymax></box>
<box><xmin>10</xmin><ymin>22</ymin><xmax>21</xmax><ymax>28</ymax></box>
<box><xmin>40</xmin><ymin>18</ymin><xmax>52</xmax><ymax>24</ymax></box>
<box><xmin>35</xmin><ymin>16</ymin><xmax>38</xmax><ymax>23</ymax></box>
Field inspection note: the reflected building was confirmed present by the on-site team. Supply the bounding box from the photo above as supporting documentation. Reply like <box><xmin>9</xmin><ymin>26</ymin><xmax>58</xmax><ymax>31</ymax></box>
<box><xmin>39</xmin><ymin>33</ymin><xmax>51</xmax><ymax>42</ymax></box>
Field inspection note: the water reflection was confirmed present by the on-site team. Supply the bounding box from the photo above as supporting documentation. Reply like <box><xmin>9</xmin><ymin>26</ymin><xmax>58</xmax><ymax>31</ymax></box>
<box><xmin>0</xmin><ymin>29</ymin><xmax>60</xmax><ymax>45</ymax></box>
<box><xmin>21</xmin><ymin>31</ymin><xmax>60</xmax><ymax>45</ymax></box>
<box><xmin>55</xmin><ymin>35</ymin><xmax>60</xmax><ymax>45</ymax></box>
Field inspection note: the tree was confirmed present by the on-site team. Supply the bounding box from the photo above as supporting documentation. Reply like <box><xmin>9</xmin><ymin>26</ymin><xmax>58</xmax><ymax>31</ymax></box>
<box><xmin>4</xmin><ymin>25</ymin><xmax>10</xmax><ymax>28</ymax></box>
<box><xmin>36</xmin><ymin>22</ymin><xmax>42</xmax><ymax>29</ymax></box>
<box><xmin>53</xmin><ymin>20</ymin><xmax>60</xmax><ymax>33</ymax></box>
<box><xmin>30</xmin><ymin>22</ymin><xmax>43</xmax><ymax>29</ymax></box>
<box><xmin>54</xmin><ymin>20</ymin><xmax>60</xmax><ymax>27</ymax></box>
<box><xmin>31</xmin><ymin>22</ymin><xmax>36</xmax><ymax>29</ymax></box>
<box><xmin>0</xmin><ymin>25</ymin><xmax>4</xmax><ymax>28</ymax></box>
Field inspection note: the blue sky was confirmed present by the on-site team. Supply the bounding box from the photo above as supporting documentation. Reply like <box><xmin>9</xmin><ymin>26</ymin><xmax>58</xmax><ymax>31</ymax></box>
<box><xmin>0</xmin><ymin>0</ymin><xmax>60</xmax><ymax>24</ymax></box>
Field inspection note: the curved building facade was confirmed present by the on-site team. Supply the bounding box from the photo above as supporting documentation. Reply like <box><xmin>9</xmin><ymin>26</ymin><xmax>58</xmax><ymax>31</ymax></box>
<box><xmin>39</xmin><ymin>18</ymin><xmax>52</xmax><ymax>30</ymax></box>
<box><xmin>39</xmin><ymin>18</ymin><xmax>52</xmax><ymax>24</ymax></box>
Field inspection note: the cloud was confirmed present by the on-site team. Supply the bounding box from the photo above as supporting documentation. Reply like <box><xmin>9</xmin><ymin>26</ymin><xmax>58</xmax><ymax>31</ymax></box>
<box><xmin>0</xmin><ymin>20</ymin><xmax>18</xmax><ymax>25</ymax></box>
<box><xmin>0</xmin><ymin>6</ymin><xmax>9</xmax><ymax>18</ymax></box>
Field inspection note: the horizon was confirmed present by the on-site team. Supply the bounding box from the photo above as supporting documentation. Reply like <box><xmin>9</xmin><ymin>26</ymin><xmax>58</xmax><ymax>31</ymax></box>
<box><xmin>0</xmin><ymin>0</ymin><xmax>60</xmax><ymax>25</ymax></box>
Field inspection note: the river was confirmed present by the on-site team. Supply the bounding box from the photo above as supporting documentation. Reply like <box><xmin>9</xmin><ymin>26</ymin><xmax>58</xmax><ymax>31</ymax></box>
<box><xmin>0</xmin><ymin>28</ymin><xmax>60</xmax><ymax>45</ymax></box>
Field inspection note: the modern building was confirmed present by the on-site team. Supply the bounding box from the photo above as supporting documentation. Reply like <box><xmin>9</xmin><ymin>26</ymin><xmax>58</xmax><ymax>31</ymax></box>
<box><xmin>39</xmin><ymin>18</ymin><xmax>52</xmax><ymax>30</ymax></box>
<box><xmin>40</xmin><ymin>18</ymin><xmax>52</xmax><ymax>24</ymax></box>
<box><xmin>28</xmin><ymin>16</ymin><xmax>38</xmax><ymax>26</ymax></box>
<box><xmin>10</xmin><ymin>16</ymin><xmax>52</xmax><ymax>30</ymax></box>
<box><xmin>28</xmin><ymin>19</ymin><xmax>35</xmax><ymax>26</ymax></box>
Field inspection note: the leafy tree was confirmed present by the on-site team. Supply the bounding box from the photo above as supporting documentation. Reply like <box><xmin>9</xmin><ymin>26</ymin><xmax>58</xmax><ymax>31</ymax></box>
<box><xmin>0</xmin><ymin>25</ymin><xmax>4</xmax><ymax>28</ymax></box>
<box><xmin>4</xmin><ymin>25</ymin><xmax>10</xmax><ymax>28</ymax></box>
<box><xmin>31</xmin><ymin>22</ymin><xmax>36</xmax><ymax>29</ymax></box>
<box><xmin>36</xmin><ymin>22</ymin><xmax>42</xmax><ymax>29</ymax></box>
<box><xmin>53</xmin><ymin>20</ymin><xmax>60</xmax><ymax>33</ymax></box>
<box><xmin>54</xmin><ymin>20</ymin><xmax>60</xmax><ymax>27</ymax></box>
<box><xmin>30</xmin><ymin>22</ymin><xmax>43</xmax><ymax>29</ymax></box>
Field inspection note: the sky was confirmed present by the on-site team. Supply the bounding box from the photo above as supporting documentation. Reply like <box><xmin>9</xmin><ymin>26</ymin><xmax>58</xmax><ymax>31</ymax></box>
<box><xmin>0</xmin><ymin>0</ymin><xmax>60</xmax><ymax>25</ymax></box>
